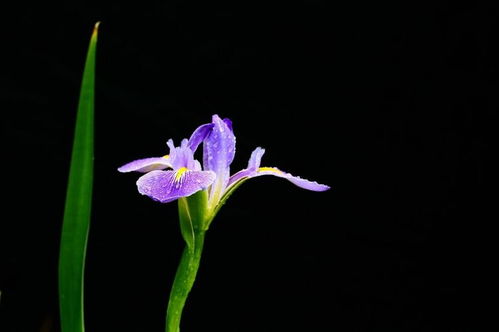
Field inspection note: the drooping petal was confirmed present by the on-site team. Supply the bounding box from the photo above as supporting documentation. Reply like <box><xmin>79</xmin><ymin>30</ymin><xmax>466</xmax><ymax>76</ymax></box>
<box><xmin>188</xmin><ymin>123</ymin><xmax>214</xmax><ymax>152</ymax></box>
<box><xmin>255</xmin><ymin>167</ymin><xmax>330</xmax><ymax>192</ymax></box>
<box><xmin>136</xmin><ymin>169</ymin><xmax>216</xmax><ymax>203</ymax></box>
<box><xmin>203</xmin><ymin>114</ymin><xmax>236</xmax><ymax>205</ymax></box>
<box><xmin>218</xmin><ymin>162</ymin><xmax>328</xmax><ymax>221</ymax></box>
<box><xmin>118</xmin><ymin>156</ymin><xmax>172</xmax><ymax>173</ymax></box>
<box><xmin>226</xmin><ymin>147</ymin><xmax>330</xmax><ymax>193</ymax></box>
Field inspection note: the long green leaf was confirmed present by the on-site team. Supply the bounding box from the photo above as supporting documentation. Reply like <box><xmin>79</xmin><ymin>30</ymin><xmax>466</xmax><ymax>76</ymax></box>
<box><xmin>59</xmin><ymin>22</ymin><xmax>99</xmax><ymax>332</ymax></box>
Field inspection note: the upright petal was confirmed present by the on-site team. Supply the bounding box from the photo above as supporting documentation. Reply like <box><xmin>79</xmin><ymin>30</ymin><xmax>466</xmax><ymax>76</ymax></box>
<box><xmin>118</xmin><ymin>156</ymin><xmax>172</xmax><ymax>173</ymax></box>
<box><xmin>226</xmin><ymin>147</ymin><xmax>265</xmax><ymax>187</ymax></box>
<box><xmin>168</xmin><ymin>139</ymin><xmax>201</xmax><ymax>171</ymax></box>
<box><xmin>203</xmin><ymin>115</ymin><xmax>236</xmax><ymax>171</ymax></box>
<box><xmin>203</xmin><ymin>114</ymin><xmax>236</xmax><ymax>205</ymax></box>
<box><xmin>188</xmin><ymin>123</ymin><xmax>214</xmax><ymax>152</ymax></box>
<box><xmin>136</xmin><ymin>170</ymin><xmax>216</xmax><ymax>203</ymax></box>
<box><xmin>247</xmin><ymin>147</ymin><xmax>265</xmax><ymax>170</ymax></box>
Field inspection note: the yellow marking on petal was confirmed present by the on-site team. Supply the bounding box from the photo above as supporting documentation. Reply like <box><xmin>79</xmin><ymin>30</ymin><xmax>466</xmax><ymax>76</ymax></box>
<box><xmin>163</xmin><ymin>154</ymin><xmax>170</xmax><ymax>159</ymax></box>
<box><xmin>258</xmin><ymin>167</ymin><xmax>283</xmax><ymax>174</ymax></box>
<box><xmin>175</xmin><ymin>167</ymin><xmax>189</xmax><ymax>182</ymax></box>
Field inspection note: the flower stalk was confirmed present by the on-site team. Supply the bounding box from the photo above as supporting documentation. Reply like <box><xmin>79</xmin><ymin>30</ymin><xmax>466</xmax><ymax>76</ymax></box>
<box><xmin>166</xmin><ymin>229</ymin><xmax>205</xmax><ymax>332</ymax></box>
<box><xmin>166</xmin><ymin>190</ymin><xmax>209</xmax><ymax>332</ymax></box>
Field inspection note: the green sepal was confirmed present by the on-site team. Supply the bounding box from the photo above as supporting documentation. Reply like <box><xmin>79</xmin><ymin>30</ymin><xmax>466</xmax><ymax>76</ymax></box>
<box><xmin>178</xmin><ymin>189</ymin><xmax>209</xmax><ymax>252</ymax></box>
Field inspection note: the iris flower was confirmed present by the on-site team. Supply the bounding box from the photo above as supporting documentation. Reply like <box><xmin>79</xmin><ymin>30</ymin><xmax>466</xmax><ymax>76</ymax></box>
<box><xmin>118</xmin><ymin>114</ymin><xmax>329</xmax><ymax>332</ymax></box>
<box><xmin>119</xmin><ymin>115</ymin><xmax>329</xmax><ymax>220</ymax></box>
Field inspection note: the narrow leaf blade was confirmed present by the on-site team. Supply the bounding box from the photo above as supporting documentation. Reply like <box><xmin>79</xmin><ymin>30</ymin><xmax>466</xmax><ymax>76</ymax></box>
<box><xmin>59</xmin><ymin>22</ymin><xmax>99</xmax><ymax>332</ymax></box>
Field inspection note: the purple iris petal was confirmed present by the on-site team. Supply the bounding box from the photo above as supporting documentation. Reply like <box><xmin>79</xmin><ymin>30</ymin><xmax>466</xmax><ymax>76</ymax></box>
<box><xmin>247</xmin><ymin>147</ymin><xmax>265</xmax><ymax>170</ymax></box>
<box><xmin>137</xmin><ymin>170</ymin><xmax>216</xmax><ymax>203</ymax></box>
<box><xmin>188</xmin><ymin>123</ymin><xmax>214</xmax><ymax>152</ymax></box>
<box><xmin>226</xmin><ymin>146</ymin><xmax>329</xmax><ymax>192</ymax></box>
<box><xmin>226</xmin><ymin>169</ymin><xmax>253</xmax><ymax>188</ymax></box>
<box><xmin>168</xmin><ymin>139</ymin><xmax>201</xmax><ymax>171</ymax></box>
<box><xmin>203</xmin><ymin>114</ymin><xmax>236</xmax><ymax>202</ymax></box>
<box><xmin>255</xmin><ymin>167</ymin><xmax>330</xmax><ymax>192</ymax></box>
<box><xmin>286</xmin><ymin>176</ymin><xmax>331</xmax><ymax>192</ymax></box>
<box><xmin>203</xmin><ymin>115</ymin><xmax>236</xmax><ymax>171</ymax></box>
<box><xmin>226</xmin><ymin>147</ymin><xmax>264</xmax><ymax>187</ymax></box>
<box><xmin>118</xmin><ymin>157</ymin><xmax>172</xmax><ymax>173</ymax></box>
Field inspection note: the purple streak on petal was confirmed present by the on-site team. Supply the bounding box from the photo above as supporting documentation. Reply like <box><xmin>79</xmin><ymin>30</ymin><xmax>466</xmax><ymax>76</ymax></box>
<box><xmin>223</xmin><ymin>118</ymin><xmax>233</xmax><ymax>132</ymax></box>
<box><xmin>188</xmin><ymin>123</ymin><xmax>214</xmax><ymax>152</ymax></box>
<box><xmin>136</xmin><ymin>170</ymin><xmax>216</xmax><ymax>203</ymax></box>
<box><xmin>203</xmin><ymin>114</ymin><xmax>236</xmax><ymax>202</ymax></box>
<box><xmin>117</xmin><ymin>157</ymin><xmax>172</xmax><ymax>173</ymax></box>
<box><xmin>256</xmin><ymin>167</ymin><xmax>330</xmax><ymax>192</ymax></box>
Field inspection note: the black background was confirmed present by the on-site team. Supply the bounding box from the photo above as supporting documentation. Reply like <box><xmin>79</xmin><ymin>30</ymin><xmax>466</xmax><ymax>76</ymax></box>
<box><xmin>1</xmin><ymin>2</ymin><xmax>495</xmax><ymax>331</ymax></box>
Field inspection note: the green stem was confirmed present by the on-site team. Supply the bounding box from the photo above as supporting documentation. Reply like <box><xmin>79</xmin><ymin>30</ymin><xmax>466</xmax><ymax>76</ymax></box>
<box><xmin>166</xmin><ymin>231</ymin><xmax>206</xmax><ymax>332</ymax></box>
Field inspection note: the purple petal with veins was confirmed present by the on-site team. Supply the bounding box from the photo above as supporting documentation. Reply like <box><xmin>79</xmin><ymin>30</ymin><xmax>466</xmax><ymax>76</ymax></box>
<box><xmin>118</xmin><ymin>157</ymin><xmax>172</xmax><ymax>173</ymax></box>
<box><xmin>188</xmin><ymin>123</ymin><xmax>214</xmax><ymax>152</ymax></box>
<box><xmin>203</xmin><ymin>114</ymin><xmax>236</xmax><ymax>203</ymax></box>
<box><xmin>255</xmin><ymin>167</ymin><xmax>330</xmax><ymax>192</ymax></box>
<box><xmin>226</xmin><ymin>147</ymin><xmax>329</xmax><ymax>192</ymax></box>
<box><xmin>137</xmin><ymin>170</ymin><xmax>216</xmax><ymax>203</ymax></box>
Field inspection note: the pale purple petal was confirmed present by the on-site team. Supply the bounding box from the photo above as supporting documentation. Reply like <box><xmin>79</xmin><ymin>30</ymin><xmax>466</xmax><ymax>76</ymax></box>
<box><xmin>226</xmin><ymin>147</ymin><xmax>265</xmax><ymax>187</ymax></box>
<box><xmin>256</xmin><ymin>167</ymin><xmax>330</xmax><ymax>192</ymax></box>
<box><xmin>227</xmin><ymin>167</ymin><xmax>329</xmax><ymax>192</ymax></box>
<box><xmin>226</xmin><ymin>146</ymin><xmax>329</xmax><ymax>193</ymax></box>
<box><xmin>203</xmin><ymin>114</ymin><xmax>236</xmax><ymax>203</ymax></box>
<box><xmin>136</xmin><ymin>170</ymin><xmax>216</xmax><ymax>203</ymax></box>
<box><xmin>203</xmin><ymin>115</ymin><xmax>236</xmax><ymax>171</ymax></box>
<box><xmin>188</xmin><ymin>123</ymin><xmax>214</xmax><ymax>152</ymax></box>
<box><xmin>118</xmin><ymin>157</ymin><xmax>172</xmax><ymax>173</ymax></box>
<box><xmin>168</xmin><ymin>138</ymin><xmax>200</xmax><ymax>170</ymax></box>
<box><xmin>247</xmin><ymin>147</ymin><xmax>265</xmax><ymax>169</ymax></box>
